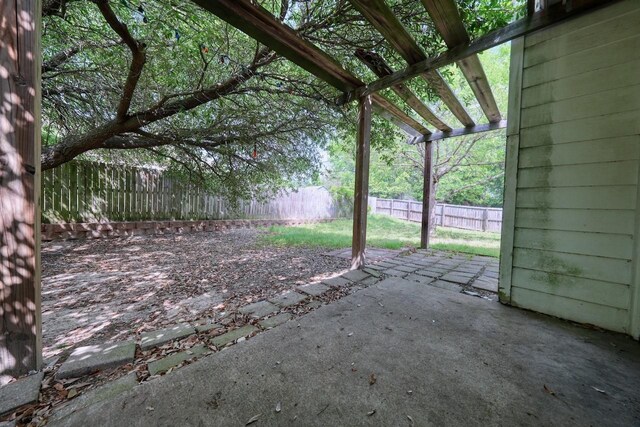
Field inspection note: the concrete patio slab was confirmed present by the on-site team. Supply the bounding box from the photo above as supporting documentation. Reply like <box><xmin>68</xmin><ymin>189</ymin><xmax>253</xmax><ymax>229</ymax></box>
<box><xmin>238</xmin><ymin>301</ymin><xmax>280</xmax><ymax>318</ymax></box>
<box><xmin>140</xmin><ymin>324</ymin><xmax>195</xmax><ymax>350</ymax></box>
<box><xmin>48</xmin><ymin>373</ymin><xmax>138</xmax><ymax>424</ymax></box>
<box><xmin>0</xmin><ymin>372</ymin><xmax>44</xmax><ymax>415</ymax></box>
<box><xmin>269</xmin><ymin>291</ymin><xmax>307</xmax><ymax>307</ymax></box>
<box><xmin>57</xmin><ymin>341</ymin><xmax>136</xmax><ymax>379</ymax></box>
<box><xmin>297</xmin><ymin>283</ymin><xmax>330</xmax><ymax>297</ymax></box>
<box><xmin>429</xmin><ymin>280</ymin><xmax>464</xmax><ymax>293</ymax></box>
<box><xmin>259</xmin><ymin>313</ymin><xmax>293</xmax><ymax>329</ymax></box>
<box><xmin>210</xmin><ymin>325</ymin><xmax>258</xmax><ymax>348</ymax></box>
<box><xmin>49</xmin><ymin>277</ymin><xmax>640</xmax><ymax>427</ymax></box>
<box><xmin>148</xmin><ymin>345</ymin><xmax>210</xmax><ymax>376</ymax></box>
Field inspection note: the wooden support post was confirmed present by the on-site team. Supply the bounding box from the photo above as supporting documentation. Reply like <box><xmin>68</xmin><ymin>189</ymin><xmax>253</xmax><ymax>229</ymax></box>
<box><xmin>420</xmin><ymin>141</ymin><xmax>433</xmax><ymax>249</ymax></box>
<box><xmin>351</xmin><ymin>96</ymin><xmax>372</xmax><ymax>269</ymax></box>
<box><xmin>1</xmin><ymin>0</ymin><xmax>42</xmax><ymax>376</ymax></box>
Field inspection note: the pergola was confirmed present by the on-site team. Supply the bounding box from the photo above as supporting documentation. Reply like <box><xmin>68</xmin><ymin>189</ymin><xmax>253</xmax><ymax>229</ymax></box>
<box><xmin>191</xmin><ymin>0</ymin><xmax>616</xmax><ymax>269</ymax></box>
<box><xmin>0</xmin><ymin>0</ymin><xmax>618</xmax><ymax>376</ymax></box>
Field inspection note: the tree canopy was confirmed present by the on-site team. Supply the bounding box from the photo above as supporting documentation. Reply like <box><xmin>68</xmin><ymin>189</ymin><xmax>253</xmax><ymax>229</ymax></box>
<box><xmin>42</xmin><ymin>0</ymin><xmax>523</xmax><ymax>200</ymax></box>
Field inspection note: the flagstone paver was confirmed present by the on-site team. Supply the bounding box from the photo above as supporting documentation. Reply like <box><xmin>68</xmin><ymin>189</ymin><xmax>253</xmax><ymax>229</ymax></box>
<box><xmin>140</xmin><ymin>323</ymin><xmax>196</xmax><ymax>350</ymax></box>
<box><xmin>0</xmin><ymin>372</ymin><xmax>44</xmax><ymax>415</ymax></box>
<box><xmin>195</xmin><ymin>323</ymin><xmax>223</xmax><ymax>333</ymax></box>
<box><xmin>394</xmin><ymin>265</ymin><xmax>419</xmax><ymax>273</ymax></box>
<box><xmin>322</xmin><ymin>276</ymin><xmax>352</xmax><ymax>288</ymax></box>
<box><xmin>211</xmin><ymin>325</ymin><xmax>259</xmax><ymax>347</ymax></box>
<box><xmin>472</xmin><ymin>277</ymin><xmax>499</xmax><ymax>292</ymax></box>
<box><xmin>414</xmin><ymin>269</ymin><xmax>443</xmax><ymax>278</ymax></box>
<box><xmin>383</xmin><ymin>269</ymin><xmax>407</xmax><ymax>277</ymax></box>
<box><xmin>297</xmin><ymin>283</ymin><xmax>330</xmax><ymax>297</ymax></box>
<box><xmin>148</xmin><ymin>345</ymin><xmax>210</xmax><ymax>376</ymax></box>
<box><xmin>440</xmin><ymin>272</ymin><xmax>475</xmax><ymax>285</ymax></box>
<box><xmin>269</xmin><ymin>291</ymin><xmax>307</xmax><ymax>307</ymax></box>
<box><xmin>360</xmin><ymin>276</ymin><xmax>380</xmax><ymax>286</ymax></box>
<box><xmin>404</xmin><ymin>274</ymin><xmax>434</xmax><ymax>285</ymax></box>
<box><xmin>57</xmin><ymin>341</ymin><xmax>136</xmax><ymax>379</ymax></box>
<box><xmin>259</xmin><ymin>313</ymin><xmax>293</xmax><ymax>329</ymax></box>
<box><xmin>362</xmin><ymin>268</ymin><xmax>382</xmax><ymax>278</ymax></box>
<box><xmin>341</xmin><ymin>269</ymin><xmax>370</xmax><ymax>282</ymax></box>
<box><xmin>239</xmin><ymin>300</ymin><xmax>280</xmax><ymax>318</ymax></box>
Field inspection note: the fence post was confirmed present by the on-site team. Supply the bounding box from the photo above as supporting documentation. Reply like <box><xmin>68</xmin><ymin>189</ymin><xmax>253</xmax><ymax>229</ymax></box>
<box><xmin>482</xmin><ymin>208</ymin><xmax>489</xmax><ymax>232</ymax></box>
<box><xmin>390</xmin><ymin>199</ymin><xmax>395</xmax><ymax>219</ymax></box>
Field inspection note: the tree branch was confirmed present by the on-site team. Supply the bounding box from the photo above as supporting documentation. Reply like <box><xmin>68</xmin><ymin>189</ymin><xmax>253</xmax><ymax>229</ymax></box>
<box><xmin>95</xmin><ymin>0</ymin><xmax>146</xmax><ymax>121</ymax></box>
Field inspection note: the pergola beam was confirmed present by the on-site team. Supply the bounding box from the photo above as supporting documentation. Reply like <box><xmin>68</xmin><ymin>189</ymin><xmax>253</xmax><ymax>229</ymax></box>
<box><xmin>419</xmin><ymin>0</ymin><xmax>501</xmax><ymax>123</ymax></box>
<box><xmin>192</xmin><ymin>0</ymin><xmax>429</xmax><ymax>136</ymax></box>
<box><xmin>411</xmin><ymin>120</ymin><xmax>507</xmax><ymax>144</ymax></box>
<box><xmin>347</xmin><ymin>0</ymin><xmax>474</xmax><ymax>127</ymax></box>
<box><xmin>356</xmin><ymin>50</ymin><xmax>451</xmax><ymax>132</ymax></box>
<box><xmin>346</xmin><ymin>0</ymin><xmax>620</xmax><ymax>100</ymax></box>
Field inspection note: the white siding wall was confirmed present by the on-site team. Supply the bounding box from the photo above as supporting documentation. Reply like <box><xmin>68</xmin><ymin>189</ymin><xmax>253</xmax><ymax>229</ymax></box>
<box><xmin>500</xmin><ymin>0</ymin><xmax>640</xmax><ymax>337</ymax></box>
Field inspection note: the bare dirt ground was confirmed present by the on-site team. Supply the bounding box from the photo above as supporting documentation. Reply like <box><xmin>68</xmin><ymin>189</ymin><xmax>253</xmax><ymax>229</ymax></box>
<box><xmin>41</xmin><ymin>229</ymin><xmax>349</xmax><ymax>359</ymax></box>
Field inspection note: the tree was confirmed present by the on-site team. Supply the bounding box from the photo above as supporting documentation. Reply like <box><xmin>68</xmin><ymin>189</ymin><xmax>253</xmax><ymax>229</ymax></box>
<box><xmin>41</xmin><ymin>0</ymin><xmax>522</xmax><ymax>200</ymax></box>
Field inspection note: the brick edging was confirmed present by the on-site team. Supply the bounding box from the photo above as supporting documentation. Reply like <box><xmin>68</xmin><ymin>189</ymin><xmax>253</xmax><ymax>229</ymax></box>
<box><xmin>42</xmin><ymin>218</ymin><xmax>337</xmax><ymax>241</ymax></box>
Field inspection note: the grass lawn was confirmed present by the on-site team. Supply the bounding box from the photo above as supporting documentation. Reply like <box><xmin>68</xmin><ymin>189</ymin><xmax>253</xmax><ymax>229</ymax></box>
<box><xmin>262</xmin><ymin>214</ymin><xmax>501</xmax><ymax>258</ymax></box>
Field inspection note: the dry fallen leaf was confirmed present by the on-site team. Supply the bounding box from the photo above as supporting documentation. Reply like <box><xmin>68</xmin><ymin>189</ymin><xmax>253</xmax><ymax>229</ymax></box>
<box><xmin>67</xmin><ymin>389</ymin><xmax>78</xmax><ymax>399</ymax></box>
<box><xmin>543</xmin><ymin>385</ymin><xmax>556</xmax><ymax>396</ymax></box>
<box><xmin>246</xmin><ymin>414</ymin><xmax>261</xmax><ymax>425</ymax></box>
<box><xmin>369</xmin><ymin>373</ymin><xmax>377</xmax><ymax>386</ymax></box>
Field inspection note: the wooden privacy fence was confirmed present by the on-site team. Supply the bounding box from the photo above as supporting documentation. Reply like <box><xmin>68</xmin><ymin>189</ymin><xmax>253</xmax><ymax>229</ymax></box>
<box><xmin>371</xmin><ymin>197</ymin><xmax>502</xmax><ymax>232</ymax></box>
<box><xmin>42</xmin><ymin>161</ymin><xmax>348</xmax><ymax>223</ymax></box>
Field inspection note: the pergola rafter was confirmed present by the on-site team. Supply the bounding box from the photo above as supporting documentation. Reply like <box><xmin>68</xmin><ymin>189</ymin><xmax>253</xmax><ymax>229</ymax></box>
<box><xmin>355</xmin><ymin>49</ymin><xmax>451</xmax><ymax>132</ymax></box>
<box><xmin>419</xmin><ymin>0</ymin><xmax>502</xmax><ymax>123</ymax></box>
<box><xmin>348</xmin><ymin>0</ymin><xmax>475</xmax><ymax>128</ymax></box>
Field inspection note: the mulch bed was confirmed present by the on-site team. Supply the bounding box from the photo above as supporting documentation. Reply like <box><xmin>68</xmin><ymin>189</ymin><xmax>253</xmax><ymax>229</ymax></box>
<box><xmin>41</xmin><ymin>228</ymin><xmax>349</xmax><ymax>359</ymax></box>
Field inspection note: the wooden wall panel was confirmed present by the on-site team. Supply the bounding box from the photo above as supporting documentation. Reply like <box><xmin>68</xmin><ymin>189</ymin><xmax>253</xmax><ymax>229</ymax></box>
<box><xmin>502</xmin><ymin>0</ymin><xmax>640</xmax><ymax>336</ymax></box>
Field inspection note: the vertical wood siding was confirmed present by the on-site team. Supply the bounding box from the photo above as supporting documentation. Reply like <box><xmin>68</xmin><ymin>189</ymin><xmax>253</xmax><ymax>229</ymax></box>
<box><xmin>502</xmin><ymin>0</ymin><xmax>640</xmax><ymax>336</ymax></box>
